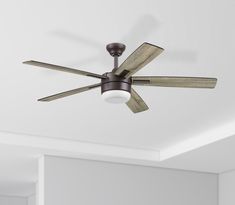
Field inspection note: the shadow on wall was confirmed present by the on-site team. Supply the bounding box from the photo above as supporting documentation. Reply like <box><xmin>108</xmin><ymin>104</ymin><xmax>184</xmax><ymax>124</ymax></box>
<box><xmin>49</xmin><ymin>14</ymin><xmax>197</xmax><ymax>67</ymax></box>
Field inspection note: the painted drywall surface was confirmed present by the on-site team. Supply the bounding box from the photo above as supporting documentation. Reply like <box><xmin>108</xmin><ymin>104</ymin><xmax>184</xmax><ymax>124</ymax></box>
<box><xmin>219</xmin><ymin>170</ymin><xmax>235</xmax><ymax>205</ymax></box>
<box><xmin>39</xmin><ymin>155</ymin><xmax>218</xmax><ymax>205</ymax></box>
<box><xmin>0</xmin><ymin>195</ymin><xmax>27</xmax><ymax>205</ymax></box>
<box><xmin>28</xmin><ymin>195</ymin><xmax>36</xmax><ymax>205</ymax></box>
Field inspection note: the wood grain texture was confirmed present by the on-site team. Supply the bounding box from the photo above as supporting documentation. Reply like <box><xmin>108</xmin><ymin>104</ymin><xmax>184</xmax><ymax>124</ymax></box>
<box><xmin>126</xmin><ymin>88</ymin><xmax>149</xmax><ymax>113</ymax></box>
<box><xmin>115</xmin><ymin>42</ymin><xmax>164</xmax><ymax>78</ymax></box>
<box><xmin>38</xmin><ymin>83</ymin><xmax>101</xmax><ymax>102</ymax></box>
<box><xmin>23</xmin><ymin>60</ymin><xmax>106</xmax><ymax>79</ymax></box>
<box><xmin>132</xmin><ymin>76</ymin><xmax>217</xmax><ymax>88</ymax></box>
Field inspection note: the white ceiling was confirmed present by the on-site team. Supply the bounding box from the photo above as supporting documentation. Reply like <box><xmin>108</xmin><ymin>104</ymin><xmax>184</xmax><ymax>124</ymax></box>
<box><xmin>0</xmin><ymin>0</ymin><xmax>234</xmax><ymax>197</ymax></box>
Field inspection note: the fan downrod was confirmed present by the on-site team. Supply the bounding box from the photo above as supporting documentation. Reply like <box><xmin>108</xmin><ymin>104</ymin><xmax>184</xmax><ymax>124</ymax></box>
<box><xmin>106</xmin><ymin>43</ymin><xmax>126</xmax><ymax>70</ymax></box>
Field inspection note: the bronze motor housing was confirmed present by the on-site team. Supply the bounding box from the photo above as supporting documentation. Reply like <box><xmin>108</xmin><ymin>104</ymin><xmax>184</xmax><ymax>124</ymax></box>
<box><xmin>101</xmin><ymin>72</ymin><xmax>131</xmax><ymax>94</ymax></box>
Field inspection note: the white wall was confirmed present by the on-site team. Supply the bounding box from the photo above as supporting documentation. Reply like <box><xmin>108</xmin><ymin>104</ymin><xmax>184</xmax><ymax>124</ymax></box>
<box><xmin>39</xmin><ymin>155</ymin><xmax>218</xmax><ymax>205</ymax></box>
<box><xmin>28</xmin><ymin>195</ymin><xmax>36</xmax><ymax>205</ymax></box>
<box><xmin>219</xmin><ymin>170</ymin><xmax>235</xmax><ymax>205</ymax></box>
<box><xmin>0</xmin><ymin>195</ymin><xmax>27</xmax><ymax>205</ymax></box>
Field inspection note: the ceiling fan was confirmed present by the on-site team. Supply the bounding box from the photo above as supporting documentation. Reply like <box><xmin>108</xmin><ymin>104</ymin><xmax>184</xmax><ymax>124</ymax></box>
<box><xmin>23</xmin><ymin>42</ymin><xmax>217</xmax><ymax>113</ymax></box>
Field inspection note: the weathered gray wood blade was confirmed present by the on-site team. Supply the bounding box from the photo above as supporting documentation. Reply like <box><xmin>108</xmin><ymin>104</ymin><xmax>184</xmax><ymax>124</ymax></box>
<box><xmin>132</xmin><ymin>76</ymin><xmax>217</xmax><ymax>88</ymax></box>
<box><xmin>23</xmin><ymin>60</ymin><xmax>106</xmax><ymax>79</ymax></box>
<box><xmin>38</xmin><ymin>83</ymin><xmax>101</xmax><ymax>102</ymax></box>
<box><xmin>126</xmin><ymin>88</ymin><xmax>149</xmax><ymax>113</ymax></box>
<box><xmin>115</xmin><ymin>42</ymin><xmax>164</xmax><ymax>78</ymax></box>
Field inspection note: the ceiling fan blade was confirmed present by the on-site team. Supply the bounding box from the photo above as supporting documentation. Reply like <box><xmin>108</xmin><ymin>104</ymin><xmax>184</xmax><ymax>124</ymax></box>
<box><xmin>38</xmin><ymin>83</ymin><xmax>101</xmax><ymax>102</ymax></box>
<box><xmin>115</xmin><ymin>42</ymin><xmax>164</xmax><ymax>78</ymax></box>
<box><xmin>132</xmin><ymin>76</ymin><xmax>217</xmax><ymax>88</ymax></box>
<box><xmin>23</xmin><ymin>60</ymin><xmax>106</xmax><ymax>79</ymax></box>
<box><xmin>126</xmin><ymin>88</ymin><xmax>149</xmax><ymax>113</ymax></box>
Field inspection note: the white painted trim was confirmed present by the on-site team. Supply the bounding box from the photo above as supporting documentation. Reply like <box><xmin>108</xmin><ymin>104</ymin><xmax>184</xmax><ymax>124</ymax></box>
<box><xmin>0</xmin><ymin>131</ymin><xmax>160</xmax><ymax>163</ymax></box>
<box><xmin>1</xmin><ymin>119</ymin><xmax>235</xmax><ymax>165</ymax></box>
<box><xmin>0</xmin><ymin>194</ymin><xmax>27</xmax><ymax>199</ymax></box>
<box><xmin>160</xmin><ymin>120</ymin><xmax>235</xmax><ymax>160</ymax></box>
<box><xmin>38</xmin><ymin>157</ymin><xmax>44</xmax><ymax>205</ymax></box>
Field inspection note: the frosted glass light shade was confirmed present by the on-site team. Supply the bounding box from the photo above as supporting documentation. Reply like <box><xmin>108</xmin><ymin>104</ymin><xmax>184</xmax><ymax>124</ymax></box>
<box><xmin>102</xmin><ymin>90</ymin><xmax>131</xmax><ymax>104</ymax></box>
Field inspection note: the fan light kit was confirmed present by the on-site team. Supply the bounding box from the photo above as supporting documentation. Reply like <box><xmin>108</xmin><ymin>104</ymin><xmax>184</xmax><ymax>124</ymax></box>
<box><xmin>23</xmin><ymin>42</ymin><xmax>217</xmax><ymax>113</ymax></box>
<box><xmin>102</xmin><ymin>90</ymin><xmax>131</xmax><ymax>104</ymax></box>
